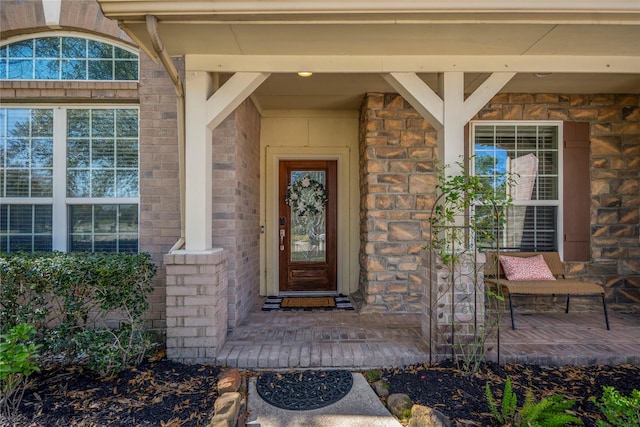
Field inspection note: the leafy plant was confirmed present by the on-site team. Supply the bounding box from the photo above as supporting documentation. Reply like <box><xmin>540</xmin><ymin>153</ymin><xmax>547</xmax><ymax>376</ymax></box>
<box><xmin>0</xmin><ymin>323</ymin><xmax>41</xmax><ymax>420</ymax></box>
<box><xmin>426</xmin><ymin>159</ymin><xmax>514</xmax><ymax>372</ymax></box>
<box><xmin>486</xmin><ymin>376</ymin><xmax>584</xmax><ymax>427</ymax></box>
<box><xmin>592</xmin><ymin>386</ymin><xmax>640</xmax><ymax>427</ymax></box>
<box><xmin>0</xmin><ymin>252</ymin><xmax>157</xmax><ymax>376</ymax></box>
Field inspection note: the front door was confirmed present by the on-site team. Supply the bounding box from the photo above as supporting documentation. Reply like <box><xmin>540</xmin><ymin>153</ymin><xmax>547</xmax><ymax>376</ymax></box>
<box><xmin>278</xmin><ymin>160</ymin><xmax>337</xmax><ymax>292</ymax></box>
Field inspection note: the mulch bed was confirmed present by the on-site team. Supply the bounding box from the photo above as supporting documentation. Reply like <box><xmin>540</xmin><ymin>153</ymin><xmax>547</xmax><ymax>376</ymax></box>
<box><xmin>3</xmin><ymin>354</ymin><xmax>638</xmax><ymax>426</ymax></box>
<box><xmin>381</xmin><ymin>360</ymin><xmax>640</xmax><ymax>426</ymax></box>
<box><xmin>6</xmin><ymin>352</ymin><xmax>222</xmax><ymax>427</ymax></box>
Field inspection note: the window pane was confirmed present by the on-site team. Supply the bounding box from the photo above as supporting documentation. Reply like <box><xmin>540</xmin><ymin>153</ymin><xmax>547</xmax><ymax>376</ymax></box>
<box><xmin>5</xmin><ymin>36</ymin><xmax>138</xmax><ymax>82</ymax></box>
<box><xmin>31</xmin><ymin>169</ymin><xmax>53</xmax><ymax>197</ymax></box>
<box><xmin>94</xmin><ymin>205</ymin><xmax>117</xmax><ymax>233</ymax></box>
<box><xmin>91</xmin><ymin>170</ymin><xmax>115</xmax><ymax>197</ymax></box>
<box><xmin>116</xmin><ymin>170</ymin><xmax>138</xmax><ymax>197</ymax></box>
<box><xmin>32</xmin><ymin>110</ymin><xmax>53</xmax><ymax>137</ymax></box>
<box><xmin>69</xmin><ymin>204</ymin><xmax>138</xmax><ymax>253</ymax></box>
<box><xmin>34</xmin><ymin>59</ymin><xmax>59</xmax><ymax>79</ymax></box>
<box><xmin>6</xmin><ymin>139</ymin><xmax>30</xmax><ymax>167</ymax></box>
<box><xmin>0</xmin><ymin>204</ymin><xmax>52</xmax><ymax>252</ymax></box>
<box><xmin>92</xmin><ymin>139</ymin><xmax>115</xmax><ymax>168</ymax></box>
<box><xmin>7</xmin><ymin>59</ymin><xmax>32</xmax><ymax>79</ymax></box>
<box><xmin>0</xmin><ymin>109</ymin><xmax>53</xmax><ymax>198</ymax></box>
<box><xmin>62</xmin><ymin>37</ymin><xmax>85</xmax><ymax>58</ymax></box>
<box><xmin>91</xmin><ymin>110</ymin><xmax>115</xmax><ymax>138</ymax></box>
<box><xmin>117</xmin><ymin>139</ymin><xmax>138</xmax><ymax>167</ymax></box>
<box><xmin>88</xmin><ymin>59</ymin><xmax>113</xmax><ymax>80</ymax></box>
<box><xmin>8</xmin><ymin>40</ymin><xmax>33</xmax><ymax>58</ymax></box>
<box><xmin>114</xmin><ymin>47</ymin><xmax>136</xmax><ymax>59</ymax></box>
<box><xmin>5</xmin><ymin>170</ymin><xmax>30</xmax><ymax>196</ymax></box>
<box><xmin>67</xmin><ymin>169</ymin><xmax>91</xmax><ymax>197</ymax></box>
<box><xmin>67</xmin><ymin>109</ymin><xmax>90</xmax><ymax>137</ymax></box>
<box><xmin>32</xmin><ymin>139</ymin><xmax>53</xmax><ymax>167</ymax></box>
<box><xmin>67</xmin><ymin>139</ymin><xmax>90</xmax><ymax>167</ymax></box>
<box><xmin>115</xmin><ymin>60</ymin><xmax>137</xmax><ymax>80</ymax></box>
<box><xmin>116</xmin><ymin>109</ymin><xmax>138</xmax><ymax>137</ymax></box>
<box><xmin>61</xmin><ymin>59</ymin><xmax>86</xmax><ymax>79</ymax></box>
<box><xmin>35</xmin><ymin>37</ymin><xmax>60</xmax><ymax>57</ymax></box>
<box><xmin>88</xmin><ymin>40</ymin><xmax>113</xmax><ymax>58</ymax></box>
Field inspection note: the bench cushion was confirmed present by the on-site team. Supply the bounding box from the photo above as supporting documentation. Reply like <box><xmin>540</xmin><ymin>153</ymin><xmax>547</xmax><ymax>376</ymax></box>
<box><xmin>486</xmin><ymin>278</ymin><xmax>605</xmax><ymax>295</ymax></box>
<box><xmin>499</xmin><ymin>254</ymin><xmax>556</xmax><ymax>281</ymax></box>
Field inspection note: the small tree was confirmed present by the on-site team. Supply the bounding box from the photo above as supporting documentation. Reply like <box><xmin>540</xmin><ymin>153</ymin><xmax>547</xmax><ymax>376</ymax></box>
<box><xmin>426</xmin><ymin>159</ymin><xmax>514</xmax><ymax>372</ymax></box>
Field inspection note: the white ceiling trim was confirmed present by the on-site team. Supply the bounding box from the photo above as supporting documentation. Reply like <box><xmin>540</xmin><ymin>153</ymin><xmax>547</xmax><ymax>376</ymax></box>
<box><xmin>99</xmin><ymin>1</ymin><xmax>640</xmax><ymax>19</ymax></box>
<box><xmin>186</xmin><ymin>54</ymin><xmax>639</xmax><ymax>74</ymax></box>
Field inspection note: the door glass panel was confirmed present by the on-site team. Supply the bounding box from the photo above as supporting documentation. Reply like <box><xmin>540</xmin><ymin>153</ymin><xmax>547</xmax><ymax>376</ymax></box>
<box><xmin>287</xmin><ymin>170</ymin><xmax>327</xmax><ymax>262</ymax></box>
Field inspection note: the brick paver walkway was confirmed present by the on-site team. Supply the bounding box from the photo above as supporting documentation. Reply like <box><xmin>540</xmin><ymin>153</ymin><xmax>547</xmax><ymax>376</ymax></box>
<box><xmin>216</xmin><ymin>302</ymin><xmax>640</xmax><ymax>368</ymax></box>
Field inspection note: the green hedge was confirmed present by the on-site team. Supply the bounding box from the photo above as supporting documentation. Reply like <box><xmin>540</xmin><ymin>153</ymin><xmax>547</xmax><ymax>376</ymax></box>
<box><xmin>0</xmin><ymin>252</ymin><xmax>157</xmax><ymax>377</ymax></box>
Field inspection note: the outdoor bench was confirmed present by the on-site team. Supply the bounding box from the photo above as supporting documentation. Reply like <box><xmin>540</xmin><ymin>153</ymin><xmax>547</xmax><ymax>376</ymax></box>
<box><xmin>484</xmin><ymin>251</ymin><xmax>610</xmax><ymax>330</ymax></box>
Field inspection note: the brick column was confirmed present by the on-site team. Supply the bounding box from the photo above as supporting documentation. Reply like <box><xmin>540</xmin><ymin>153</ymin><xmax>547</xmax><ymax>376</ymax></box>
<box><xmin>164</xmin><ymin>250</ymin><xmax>228</xmax><ymax>363</ymax></box>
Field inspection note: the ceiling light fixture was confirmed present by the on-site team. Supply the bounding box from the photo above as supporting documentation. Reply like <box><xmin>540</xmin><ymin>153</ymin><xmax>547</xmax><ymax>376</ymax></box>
<box><xmin>297</xmin><ymin>71</ymin><xmax>313</xmax><ymax>77</ymax></box>
<box><xmin>535</xmin><ymin>72</ymin><xmax>552</xmax><ymax>77</ymax></box>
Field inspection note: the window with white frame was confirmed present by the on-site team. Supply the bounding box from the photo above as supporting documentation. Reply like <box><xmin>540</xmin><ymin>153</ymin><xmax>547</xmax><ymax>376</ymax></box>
<box><xmin>0</xmin><ymin>35</ymin><xmax>138</xmax><ymax>81</ymax></box>
<box><xmin>0</xmin><ymin>107</ymin><xmax>139</xmax><ymax>253</ymax></box>
<box><xmin>472</xmin><ymin>122</ymin><xmax>561</xmax><ymax>252</ymax></box>
<box><xmin>0</xmin><ymin>34</ymin><xmax>139</xmax><ymax>254</ymax></box>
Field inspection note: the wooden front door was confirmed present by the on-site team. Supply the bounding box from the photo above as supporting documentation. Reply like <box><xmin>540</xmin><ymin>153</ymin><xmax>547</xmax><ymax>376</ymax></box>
<box><xmin>278</xmin><ymin>160</ymin><xmax>337</xmax><ymax>293</ymax></box>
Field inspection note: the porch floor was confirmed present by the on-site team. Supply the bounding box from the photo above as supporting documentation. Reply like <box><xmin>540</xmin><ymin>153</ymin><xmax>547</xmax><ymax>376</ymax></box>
<box><xmin>215</xmin><ymin>302</ymin><xmax>640</xmax><ymax>369</ymax></box>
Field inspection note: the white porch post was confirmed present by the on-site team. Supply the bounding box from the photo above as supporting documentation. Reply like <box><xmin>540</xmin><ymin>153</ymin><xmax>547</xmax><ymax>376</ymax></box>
<box><xmin>184</xmin><ymin>71</ymin><xmax>213</xmax><ymax>251</ymax></box>
<box><xmin>183</xmin><ymin>71</ymin><xmax>270</xmax><ymax>251</ymax></box>
<box><xmin>440</xmin><ymin>72</ymin><xmax>466</xmax><ymax>173</ymax></box>
<box><xmin>384</xmin><ymin>71</ymin><xmax>516</xmax><ymax>173</ymax></box>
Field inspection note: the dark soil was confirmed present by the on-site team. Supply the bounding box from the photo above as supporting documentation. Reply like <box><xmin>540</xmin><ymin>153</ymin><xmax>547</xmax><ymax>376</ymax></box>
<box><xmin>3</xmin><ymin>353</ymin><xmax>639</xmax><ymax>426</ymax></box>
<box><xmin>381</xmin><ymin>360</ymin><xmax>640</xmax><ymax>426</ymax></box>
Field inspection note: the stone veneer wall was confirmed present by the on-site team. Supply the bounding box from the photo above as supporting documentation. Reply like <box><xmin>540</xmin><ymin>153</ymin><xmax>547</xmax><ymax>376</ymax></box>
<box><xmin>474</xmin><ymin>93</ymin><xmax>640</xmax><ymax>310</ymax></box>
<box><xmin>358</xmin><ymin>93</ymin><xmax>438</xmax><ymax>312</ymax></box>
<box><xmin>0</xmin><ymin>0</ymin><xmax>181</xmax><ymax>330</ymax></box>
<box><xmin>359</xmin><ymin>92</ymin><xmax>639</xmax><ymax>313</ymax></box>
<box><xmin>212</xmin><ymin>99</ymin><xmax>262</xmax><ymax>329</ymax></box>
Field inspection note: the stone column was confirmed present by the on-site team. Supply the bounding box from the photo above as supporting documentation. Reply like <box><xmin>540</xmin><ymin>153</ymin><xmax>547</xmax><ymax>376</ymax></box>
<box><xmin>422</xmin><ymin>252</ymin><xmax>494</xmax><ymax>362</ymax></box>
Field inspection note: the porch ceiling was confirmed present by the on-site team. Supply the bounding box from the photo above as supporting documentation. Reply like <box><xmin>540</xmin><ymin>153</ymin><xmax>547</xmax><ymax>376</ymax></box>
<box><xmin>99</xmin><ymin>0</ymin><xmax>640</xmax><ymax>109</ymax></box>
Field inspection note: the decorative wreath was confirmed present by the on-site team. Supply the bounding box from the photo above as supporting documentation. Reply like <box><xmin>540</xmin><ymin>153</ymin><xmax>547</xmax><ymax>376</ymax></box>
<box><xmin>285</xmin><ymin>174</ymin><xmax>328</xmax><ymax>217</ymax></box>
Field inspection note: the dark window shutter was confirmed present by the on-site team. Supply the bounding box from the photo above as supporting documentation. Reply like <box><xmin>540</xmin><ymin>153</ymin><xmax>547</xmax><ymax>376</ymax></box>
<box><xmin>563</xmin><ymin>122</ymin><xmax>590</xmax><ymax>261</ymax></box>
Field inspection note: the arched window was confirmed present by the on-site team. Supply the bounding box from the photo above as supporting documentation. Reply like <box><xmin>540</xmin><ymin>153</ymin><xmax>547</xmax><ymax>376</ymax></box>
<box><xmin>0</xmin><ymin>36</ymin><xmax>138</xmax><ymax>81</ymax></box>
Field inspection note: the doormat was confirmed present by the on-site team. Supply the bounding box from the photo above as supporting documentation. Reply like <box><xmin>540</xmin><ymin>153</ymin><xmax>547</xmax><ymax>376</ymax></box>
<box><xmin>256</xmin><ymin>370</ymin><xmax>353</xmax><ymax>410</ymax></box>
<box><xmin>261</xmin><ymin>296</ymin><xmax>354</xmax><ymax>311</ymax></box>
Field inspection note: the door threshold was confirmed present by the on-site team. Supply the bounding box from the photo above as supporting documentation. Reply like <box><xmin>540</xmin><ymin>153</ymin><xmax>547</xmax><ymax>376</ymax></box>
<box><xmin>278</xmin><ymin>291</ymin><xmax>339</xmax><ymax>297</ymax></box>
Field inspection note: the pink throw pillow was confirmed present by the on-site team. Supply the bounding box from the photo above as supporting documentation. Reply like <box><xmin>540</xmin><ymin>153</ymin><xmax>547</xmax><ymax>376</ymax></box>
<box><xmin>498</xmin><ymin>254</ymin><xmax>556</xmax><ymax>281</ymax></box>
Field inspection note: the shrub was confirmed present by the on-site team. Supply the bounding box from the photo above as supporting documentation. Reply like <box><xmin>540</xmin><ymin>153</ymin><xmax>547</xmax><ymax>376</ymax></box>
<box><xmin>0</xmin><ymin>252</ymin><xmax>156</xmax><ymax>377</ymax></box>
<box><xmin>0</xmin><ymin>324</ymin><xmax>41</xmax><ymax>420</ymax></box>
<box><xmin>592</xmin><ymin>386</ymin><xmax>640</xmax><ymax>427</ymax></box>
<box><xmin>486</xmin><ymin>376</ymin><xmax>583</xmax><ymax>427</ymax></box>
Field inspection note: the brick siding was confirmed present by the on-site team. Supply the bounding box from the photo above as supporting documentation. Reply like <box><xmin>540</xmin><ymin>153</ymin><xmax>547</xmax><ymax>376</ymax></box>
<box><xmin>1</xmin><ymin>0</ymin><xmax>180</xmax><ymax>330</ymax></box>
<box><xmin>212</xmin><ymin>99</ymin><xmax>262</xmax><ymax>329</ymax></box>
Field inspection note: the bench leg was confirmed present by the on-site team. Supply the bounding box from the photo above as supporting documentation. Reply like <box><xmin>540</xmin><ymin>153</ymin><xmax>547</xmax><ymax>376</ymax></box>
<box><xmin>565</xmin><ymin>295</ymin><xmax>570</xmax><ymax>313</ymax></box>
<box><xmin>509</xmin><ymin>294</ymin><xmax>516</xmax><ymax>330</ymax></box>
<box><xmin>602</xmin><ymin>294</ymin><xmax>610</xmax><ymax>330</ymax></box>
